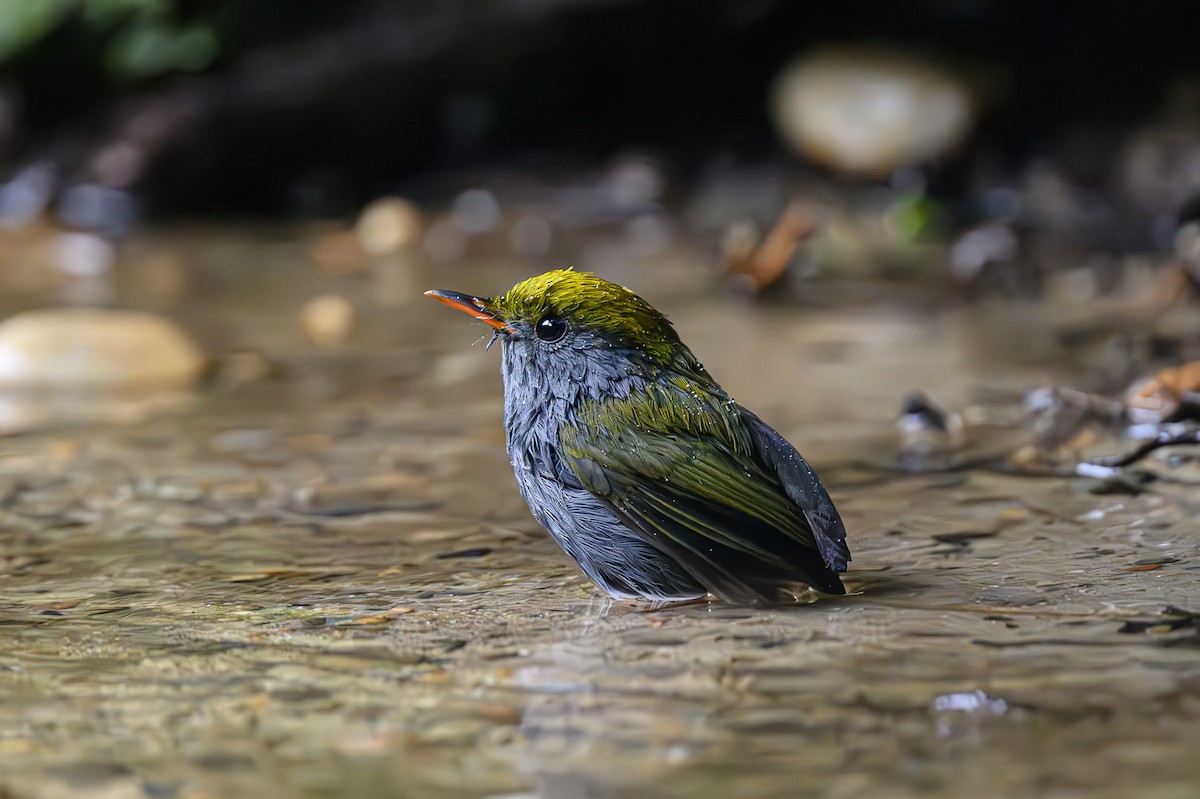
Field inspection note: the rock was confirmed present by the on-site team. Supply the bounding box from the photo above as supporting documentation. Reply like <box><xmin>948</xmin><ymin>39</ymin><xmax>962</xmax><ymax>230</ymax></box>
<box><xmin>52</xmin><ymin>232</ymin><xmax>114</xmax><ymax>277</ymax></box>
<box><xmin>950</xmin><ymin>223</ymin><xmax>1019</xmax><ymax>282</ymax></box>
<box><xmin>301</xmin><ymin>294</ymin><xmax>355</xmax><ymax>349</ymax></box>
<box><xmin>1024</xmin><ymin>387</ymin><xmax>1125</xmax><ymax>452</ymax></box>
<box><xmin>52</xmin><ymin>232</ymin><xmax>117</xmax><ymax>305</ymax></box>
<box><xmin>55</xmin><ymin>183</ymin><xmax>138</xmax><ymax>235</ymax></box>
<box><xmin>355</xmin><ymin>197</ymin><xmax>422</xmax><ymax>256</ymax></box>
<box><xmin>601</xmin><ymin>157</ymin><xmax>663</xmax><ymax>211</ymax></box>
<box><xmin>771</xmin><ymin>48</ymin><xmax>973</xmax><ymax>176</ymax></box>
<box><xmin>0</xmin><ymin>308</ymin><xmax>205</xmax><ymax>390</ymax></box>
<box><xmin>215</xmin><ymin>349</ymin><xmax>273</xmax><ymax>388</ymax></box>
<box><xmin>452</xmin><ymin>189</ymin><xmax>501</xmax><ymax>234</ymax></box>
<box><xmin>0</xmin><ymin>162</ymin><xmax>55</xmax><ymax>229</ymax></box>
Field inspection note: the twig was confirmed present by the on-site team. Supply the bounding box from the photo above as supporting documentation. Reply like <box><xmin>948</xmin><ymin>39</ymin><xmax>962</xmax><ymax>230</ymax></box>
<box><xmin>1088</xmin><ymin>428</ymin><xmax>1200</xmax><ymax>468</ymax></box>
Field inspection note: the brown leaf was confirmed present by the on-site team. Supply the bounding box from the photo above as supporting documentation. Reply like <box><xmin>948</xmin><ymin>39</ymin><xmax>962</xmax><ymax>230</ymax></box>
<box><xmin>725</xmin><ymin>202</ymin><xmax>816</xmax><ymax>289</ymax></box>
<box><xmin>1127</xmin><ymin>359</ymin><xmax>1200</xmax><ymax>423</ymax></box>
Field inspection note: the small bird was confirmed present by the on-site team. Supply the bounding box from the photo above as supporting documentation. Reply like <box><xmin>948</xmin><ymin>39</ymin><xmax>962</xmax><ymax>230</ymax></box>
<box><xmin>426</xmin><ymin>270</ymin><xmax>850</xmax><ymax>605</ymax></box>
<box><xmin>896</xmin><ymin>390</ymin><xmax>965</xmax><ymax>469</ymax></box>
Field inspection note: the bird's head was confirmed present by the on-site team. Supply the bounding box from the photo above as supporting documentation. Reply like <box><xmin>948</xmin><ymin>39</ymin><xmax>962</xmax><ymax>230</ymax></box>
<box><xmin>426</xmin><ymin>270</ymin><xmax>692</xmax><ymax>391</ymax></box>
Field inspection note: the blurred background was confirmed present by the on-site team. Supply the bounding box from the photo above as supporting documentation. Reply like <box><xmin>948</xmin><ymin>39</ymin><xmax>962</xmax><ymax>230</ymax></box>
<box><xmin>2</xmin><ymin>0</ymin><xmax>1200</xmax><ymax>453</ymax></box>
<box><xmin>4</xmin><ymin>5</ymin><xmax>1200</xmax><ymax>799</ymax></box>
<box><xmin>1</xmin><ymin>1</ymin><xmax>1200</xmax><ymax>386</ymax></box>
<box><xmin>0</xmin><ymin>1</ymin><xmax>1195</xmax><ymax>242</ymax></box>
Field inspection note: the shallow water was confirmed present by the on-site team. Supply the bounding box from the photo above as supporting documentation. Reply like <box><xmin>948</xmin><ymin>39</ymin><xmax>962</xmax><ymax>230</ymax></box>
<box><xmin>0</xmin><ymin>233</ymin><xmax>1197</xmax><ymax>799</ymax></box>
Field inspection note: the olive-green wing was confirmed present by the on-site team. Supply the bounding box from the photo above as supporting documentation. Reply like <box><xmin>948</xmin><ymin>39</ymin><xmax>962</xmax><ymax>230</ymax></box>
<box><xmin>559</xmin><ymin>377</ymin><xmax>846</xmax><ymax>603</ymax></box>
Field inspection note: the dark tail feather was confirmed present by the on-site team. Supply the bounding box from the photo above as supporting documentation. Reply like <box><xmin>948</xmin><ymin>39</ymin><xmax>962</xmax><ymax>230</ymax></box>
<box><xmin>741</xmin><ymin>410</ymin><xmax>851</xmax><ymax>573</ymax></box>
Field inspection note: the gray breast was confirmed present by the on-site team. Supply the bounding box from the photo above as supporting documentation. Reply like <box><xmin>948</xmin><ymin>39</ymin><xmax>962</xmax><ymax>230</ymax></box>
<box><xmin>499</xmin><ymin>341</ymin><xmax>705</xmax><ymax>601</ymax></box>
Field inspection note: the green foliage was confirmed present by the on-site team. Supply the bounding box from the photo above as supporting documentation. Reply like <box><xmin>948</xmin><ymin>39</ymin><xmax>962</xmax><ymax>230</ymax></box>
<box><xmin>890</xmin><ymin>192</ymin><xmax>933</xmax><ymax>244</ymax></box>
<box><xmin>106</xmin><ymin>17</ymin><xmax>217</xmax><ymax>77</ymax></box>
<box><xmin>0</xmin><ymin>0</ymin><xmax>218</xmax><ymax>79</ymax></box>
<box><xmin>82</xmin><ymin>0</ymin><xmax>170</xmax><ymax>27</ymax></box>
<box><xmin>0</xmin><ymin>0</ymin><xmax>71</xmax><ymax>62</ymax></box>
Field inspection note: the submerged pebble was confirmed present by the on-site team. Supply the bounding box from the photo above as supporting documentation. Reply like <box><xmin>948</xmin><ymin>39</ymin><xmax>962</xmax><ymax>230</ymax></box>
<box><xmin>0</xmin><ymin>308</ymin><xmax>204</xmax><ymax>390</ymax></box>
<box><xmin>301</xmin><ymin>294</ymin><xmax>355</xmax><ymax>349</ymax></box>
<box><xmin>356</xmin><ymin>197</ymin><xmax>422</xmax><ymax>256</ymax></box>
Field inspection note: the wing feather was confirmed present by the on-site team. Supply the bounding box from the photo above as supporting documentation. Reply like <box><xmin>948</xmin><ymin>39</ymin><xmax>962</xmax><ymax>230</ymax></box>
<box><xmin>559</xmin><ymin>374</ymin><xmax>848</xmax><ymax>602</ymax></box>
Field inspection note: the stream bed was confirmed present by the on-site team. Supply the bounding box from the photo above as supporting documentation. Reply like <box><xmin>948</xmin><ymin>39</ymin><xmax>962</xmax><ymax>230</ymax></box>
<box><xmin>0</xmin><ymin>232</ymin><xmax>1197</xmax><ymax>799</ymax></box>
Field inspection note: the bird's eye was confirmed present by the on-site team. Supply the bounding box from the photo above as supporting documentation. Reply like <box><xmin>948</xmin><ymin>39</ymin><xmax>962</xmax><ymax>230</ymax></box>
<box><xmin>535</xmin><ymin>316</ymin><xmax>568</xmax><ymax>343</ymax></box>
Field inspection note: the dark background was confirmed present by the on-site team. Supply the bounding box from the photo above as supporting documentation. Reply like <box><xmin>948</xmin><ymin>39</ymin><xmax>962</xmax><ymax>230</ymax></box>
<box><xmin>2</xmin><ymin>0</ymin><xmax>1197</xmax><ymax>221</ymax></box>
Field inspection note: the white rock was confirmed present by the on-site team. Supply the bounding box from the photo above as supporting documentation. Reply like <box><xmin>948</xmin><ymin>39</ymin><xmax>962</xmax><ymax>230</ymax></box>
<box><xmin>355</xmin><ymin>197</ymin><xmax>422</xmax><ymax>256</ymax></box>
<box><xmin>453</xmin><ymin>188</ymin><xmax>501</xmax><ymax>234</ymax></box>
<box><xmin>772</xmin><ymin>48</ymin><xmax>973</xmax><ymax>176</ymax></box>
<box><xmin>52</xmin><ymin>232</ymin><xmax>114</xmax><ymax>277</ymax></box>
<box><xmin>301</xmin><ymin>294</ymin><xmax>355</xmax><ymax>348</ymax></box>
<box><xmin>0</xmin><ymin>308</ymin><xmax>205</xmax><ymax>390</ymax></box>
<box><xmin>950</xmin><ymin>223</ymin><xmax>1018</xmax><ymax>281</ymax></box>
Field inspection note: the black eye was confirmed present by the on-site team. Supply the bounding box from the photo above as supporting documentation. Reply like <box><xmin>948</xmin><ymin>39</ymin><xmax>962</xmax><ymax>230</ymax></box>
<box><xmin>535</xmin><ymin>316</ymin><xmax>568</xmax><ymax>342</ymax></box>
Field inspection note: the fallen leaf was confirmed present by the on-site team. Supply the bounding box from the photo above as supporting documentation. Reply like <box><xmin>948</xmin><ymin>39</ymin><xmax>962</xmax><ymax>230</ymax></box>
<box><xmin>725</xmin><ymin>202</ymin><xmax>816</xmax><ymax>289</ymax></box>
<box><xmin>1127</xmin><ymin>359</ymin><xmax>1200</xmax><ymax>423</ymax></box>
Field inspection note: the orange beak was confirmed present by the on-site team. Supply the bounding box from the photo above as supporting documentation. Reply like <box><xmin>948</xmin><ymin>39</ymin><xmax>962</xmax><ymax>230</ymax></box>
<box><xmin>424</xmin><ymin>289</ymin><xmax>514</xmax><ymax>333</ymax></box>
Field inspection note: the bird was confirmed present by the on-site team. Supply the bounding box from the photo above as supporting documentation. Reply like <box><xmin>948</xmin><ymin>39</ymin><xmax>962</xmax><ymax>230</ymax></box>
<box><xmin>425</xmin><ymin>270</ymin><xmax>850</xmax><ymax>605</ymax></box>
<box><xmin>896</xmin><ymin>390</ymin><xmax>965</xmax><ymax>468</ymax></box>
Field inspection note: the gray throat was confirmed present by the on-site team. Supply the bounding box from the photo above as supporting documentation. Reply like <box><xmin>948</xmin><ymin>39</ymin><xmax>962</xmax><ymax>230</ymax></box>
<box><xmin>499</xmin><ymin>338</ymin><xmax>643</xmax><ymax>479</ymax></box>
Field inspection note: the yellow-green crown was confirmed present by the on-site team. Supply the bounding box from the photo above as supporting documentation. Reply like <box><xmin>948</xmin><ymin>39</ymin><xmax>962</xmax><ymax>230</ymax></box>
<box><xmin>494</xmin><ymin>270</ymin><xmax>681</xmax><ymax>363</ymax></box>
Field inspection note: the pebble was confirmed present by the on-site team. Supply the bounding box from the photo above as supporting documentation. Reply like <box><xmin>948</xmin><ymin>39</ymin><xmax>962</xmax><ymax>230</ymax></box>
<box><xmin>52</xmin><ymin>231</ymin><xmax>115</xmax><ymax>278</ymax></box>
<box><xmin>355</xmin><ymin>197</ymin><xmax>422</xmax><ymax>256</ymax></box>
<box><xmin>602</xmin><ymin>157</ymin><xmax>663</xmax><ymax>210</ymax></box>
<box><xmin>55</xmin><ymin>183</ymin><xmax>138</xmax><ymax>235</ymax></box>
<box><xmin>0</xmin><ymin>162</ymin><xmax>55</xmax><ymax>228</ymax></box>
<box><xmin>951</xmin><ymin>223</ymin><xmax>1019</xmax><ymax>282</ymax></box>
<box><xmin>52</xmin><ymin>232</ymin><xmax>117</xmax><ymax>305</ymax></box>
<box><xmin>453</xmin><ymin>188</ymin><xmax>501</xmax><ymax>234</ymax></box>
<box><xmin>0</xmin><ymin>308</ymin><xmax>205</xmax><ymax>390</ymax></box>
<box><xmin>301</xmin><ymin>294</ymin><xmax>355</xmax><ymax>349</ymax></box>
<box><xmin>216</xmin><ymin>350</ymin><xmax>272</xmax><ymax>388</ymax></box>
<box><xmin>771</xmin><ymin>48</ymin><xmax>973</xmax><ymax>176</ymax></box>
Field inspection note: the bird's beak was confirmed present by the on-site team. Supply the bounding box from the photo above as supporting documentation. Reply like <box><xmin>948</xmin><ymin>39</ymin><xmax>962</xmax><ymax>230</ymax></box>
<box><xmin>424</xmin><ymin>289</ymin><xmax>515</xmax><ymax>333</ymax></box>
